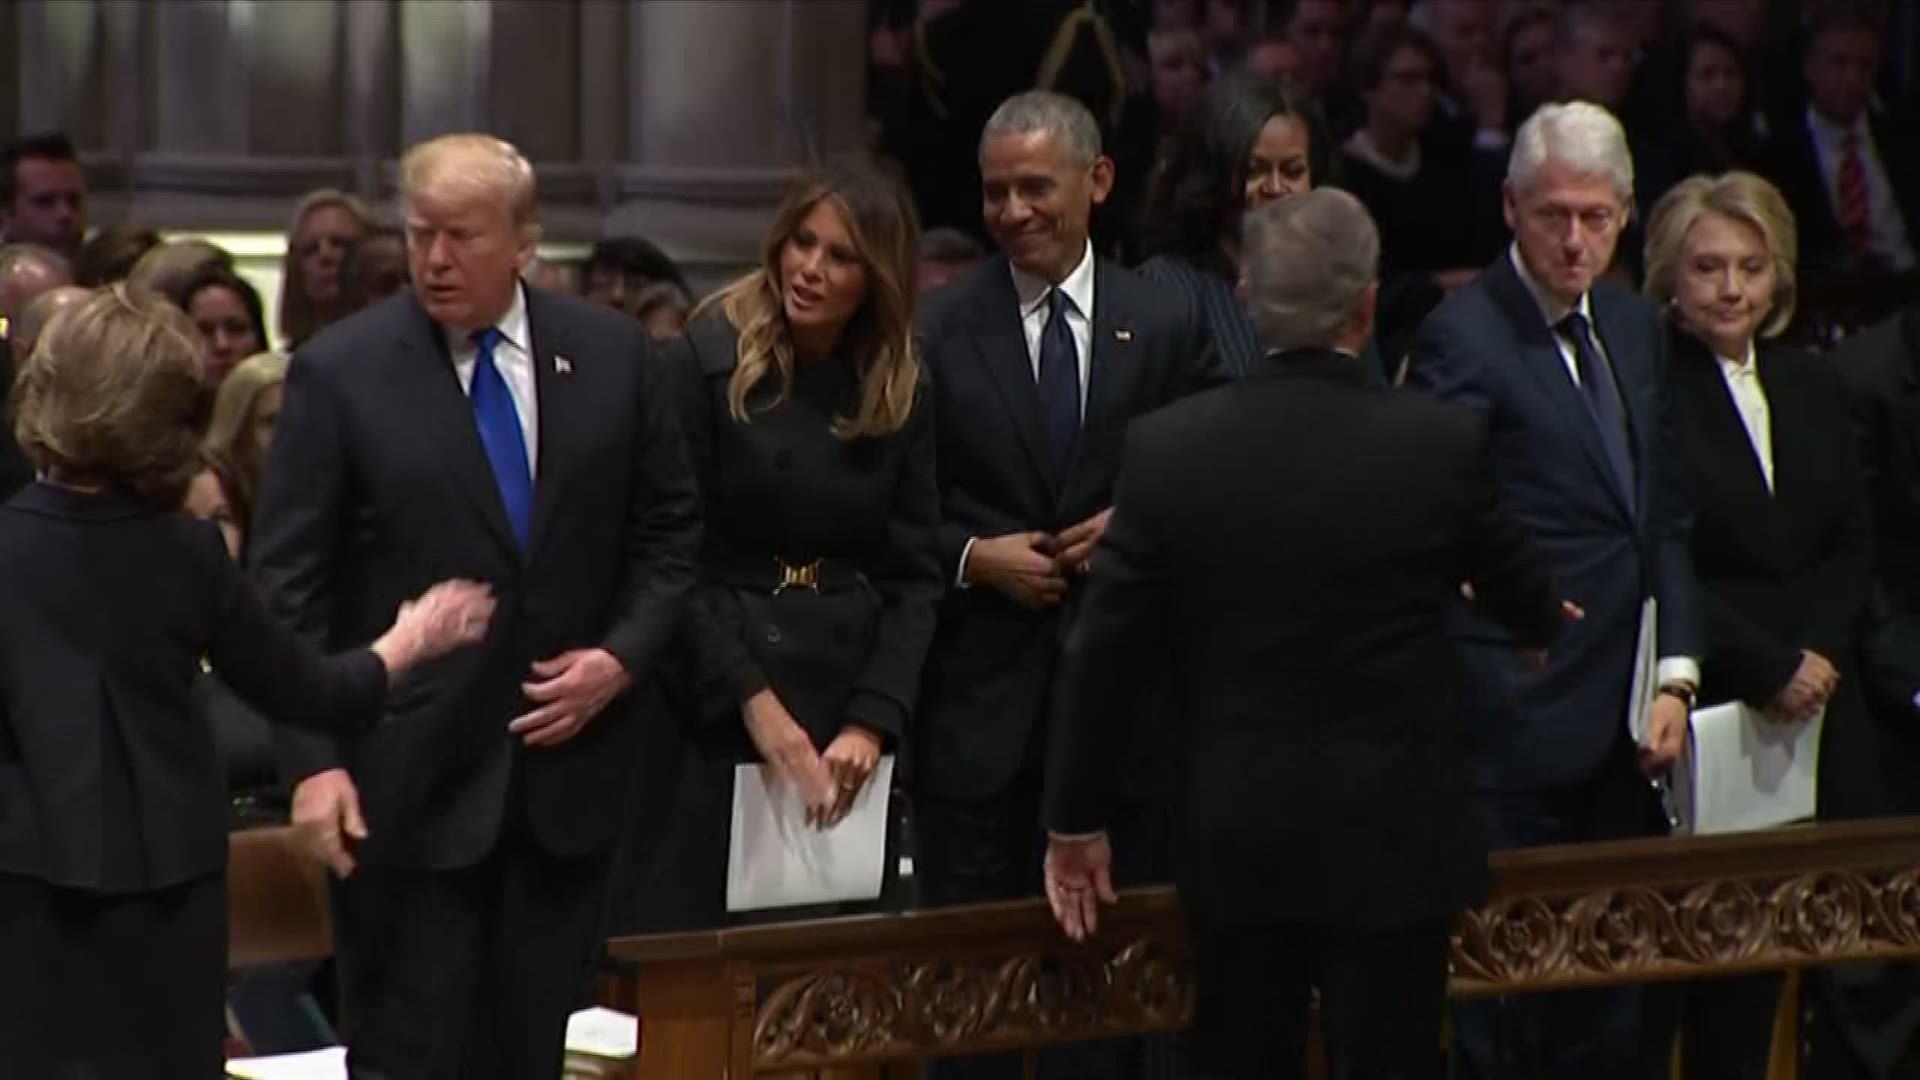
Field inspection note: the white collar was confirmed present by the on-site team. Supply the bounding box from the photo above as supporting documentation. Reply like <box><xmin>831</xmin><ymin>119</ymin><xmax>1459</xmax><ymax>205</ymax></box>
<box><xmin>1805</xmin><ymin>103</ymin><xmax>1869</xmax><ymax>150</ymax></box>
<box><xmin>1715</xmin><ymin>340</ymin><xmax>1760</xmax><ymax>376</ymax></box>
<box><xmin>1509</xmin><ymin>243</ymin><xmax>1593</xmax><ymax>330</ymax></box>
<box><xmin>1010</xmin><ymin>240</ymin><xmax>1096</xmax><ymax>321</ymax></box>
<box><xmin>448</xmin><ymin>281</ymin><xmax>530</xmax><ymax>353</ymax></box>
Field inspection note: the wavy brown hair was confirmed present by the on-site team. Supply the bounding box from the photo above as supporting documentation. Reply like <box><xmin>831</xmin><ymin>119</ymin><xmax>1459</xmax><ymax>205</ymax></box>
<box><xmin>695</xmin><ymin>160</ymin><xmax>921</xmax><ymax>439</ymax></box>
<box><xmin>13</xmin><ymin>284</ymin><xmax>211</xmax><ymax>505</ymax></box>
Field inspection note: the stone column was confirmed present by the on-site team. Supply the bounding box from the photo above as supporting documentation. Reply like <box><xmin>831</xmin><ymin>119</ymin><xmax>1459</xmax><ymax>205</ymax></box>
<box><xmin>607</xmin><ymin>0</ymin><xmax>868</xmax><ymax>290</ymax></box>
<box><xmin>399</xmin><ymin>0</ymin><xmax>492</xmax><ymax>146</ymax></box>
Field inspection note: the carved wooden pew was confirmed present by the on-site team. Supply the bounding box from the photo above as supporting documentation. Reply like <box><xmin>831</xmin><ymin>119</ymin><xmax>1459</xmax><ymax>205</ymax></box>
<box><xmin>608</xmin><ymin>818</ymin><xmax>1920</xmax><ymax>1078</ymax></box>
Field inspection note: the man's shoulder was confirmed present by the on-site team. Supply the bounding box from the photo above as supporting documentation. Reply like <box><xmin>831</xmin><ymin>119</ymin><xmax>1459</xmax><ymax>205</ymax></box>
<box><xmin>294</xmin><ymin>292</ymin><xmax>416</xmax><ymax>370</ymax></box>
<box><xmin>918</xmin><ymin>257</ymin><xmax>1003</xmax><ymax>339</ymax></box>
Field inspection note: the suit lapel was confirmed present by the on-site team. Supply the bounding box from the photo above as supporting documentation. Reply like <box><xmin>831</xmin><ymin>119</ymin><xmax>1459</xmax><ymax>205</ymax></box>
<box><xmin>1680</xmin><ymin>343</ymin><xmax>1775</xmax><ymax>518</ymax></box>
<box><xmin>386</xmin><ymin>296</ymin><xmax>521</xmax><ymax>562</ymax></box>
<box><xmin>523</xmin><ymin>288</ymin><xmax>589</xmax><ymax>557</ymax></box>
<box><xmin>968</xmin><ymin>261</ymin><xmax>1059</xmax><ymax>499</ymax></box>
<box><xmin>1485</xmin><ymin>258</ymin><xmax>1634</xmax><ymax>519</ymax></box>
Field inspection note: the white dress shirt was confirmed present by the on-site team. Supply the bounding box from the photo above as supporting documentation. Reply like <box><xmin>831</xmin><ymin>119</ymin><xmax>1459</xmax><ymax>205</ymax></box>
<box><xmin>1508</xmin><ymin>246</ymin><xmax>1701</xmax><ymax>690</ymax></box>
<box><xmin>1716</xmin><ymin>344</ymin><xmax>1773</xmax><ymax>493</ymax></box>
<box><xmin>955</xmin><ymin>243</ymin><xmax>1099</xmax><ymax>587</ymax></box>
<box><xmin>1805</xmin><ymin>105</ymin><xmax>1917</xmax><ymax>271</ymax></box>
<box><xmin>445</xmin><ymin>283</ymin><xmax>539</xmax><ymax>476</ymax></box>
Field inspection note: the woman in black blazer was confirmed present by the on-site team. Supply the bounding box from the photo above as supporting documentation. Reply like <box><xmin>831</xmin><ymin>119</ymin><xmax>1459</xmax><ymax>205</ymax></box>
<box><xmin>1646</xmin><ymin>173</ymin><xmax>1880</xmax><ymax>1080</ymax></box>
<box><xmin>0</xmin><ymin>287</ymin><xmax>491</xmax><ymax>1076</ymax></box>
<box><xmin>634</xmin><ymin>161</ymin><xmax>941</xmax><ymax>929</ymax></box>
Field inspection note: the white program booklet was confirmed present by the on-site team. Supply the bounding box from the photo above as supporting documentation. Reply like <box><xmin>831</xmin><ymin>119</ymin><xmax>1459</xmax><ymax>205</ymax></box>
<box><xmin>1627</xmin><ymin>598</ymin><xmax>1659</xmax><ymax>746</ymax></box>
<box><xmin>727</xmin><ymin>756</ymin><xmax>894</xmax><ymax>913</ymax></box>
<box><xmin>226</xmin><ymin>1047</ymin><xmax>345</xmax><ymax>1080</ymax></box>
<box><xmin>1671</xmin><ymin>702</ymin><xmax>1822</xmax><ymax>835</ymax></box>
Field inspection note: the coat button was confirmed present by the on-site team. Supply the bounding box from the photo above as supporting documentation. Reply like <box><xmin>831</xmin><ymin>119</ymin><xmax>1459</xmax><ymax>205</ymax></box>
<box><xmin>766</xmin><ymin>625</ymin><xmax>782</xmax><ymax>645</ymax></box>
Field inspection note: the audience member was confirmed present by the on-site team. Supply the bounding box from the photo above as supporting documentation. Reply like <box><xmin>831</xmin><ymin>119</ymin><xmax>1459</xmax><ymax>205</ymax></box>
<box><xmin>341</xmin><ymin>224</ymin><xmax>409</xmax><ymax>307</ymax></box>
<box><xmin>250</xmin><ymin>133</ymin><xmax>700</xmax><ymax>1079</ymax></box>
<box><xmin>638</xmin><ymin>159</ymin><xmax>939</xmax><ymax>930</ymax></box>
<box><xmin>1043</xmin><ymin>185</ymin><xmax>1565</xmax><ymax>1080</ymax></box>
<box><xmin>631</xmin><ymin>280</ymin><xmax>691</xmax><ymax>342</ymax></box>
<box><xmin>205</xmin><ymin>351</ymin><xmax>289</xmax><ymax>549</ymax></box>
<box><xmin>1137</xmin><ymin>72</ymin><xmax>1326</xmax><ymax>374</ymax></box>
<box><xmin>1555</xmin><ymin>2</ymin><xmax>1640</xmax><ymax>112</ymax></box>
<box><xmin>916</xmin><ymin>227</ymin><xmax>987</xmax><ymax>295</ymax></box>
<box><xmin>0</xmin><ymin>243</ymin><xmax>71</xmax><ymax>333</ymax></box>
<box><xmin>0</xmin><ymin>284</ymin><xmax>491</xmax><ymax>1077</ymax></box>
<box><xmin>186</xmin><ymin>446</ymin><xmax>249</xmax><ymax>560</ymax></box>
<box><xmin>523</xmin><ymin>253</ymin><xmax>579</xmax><ymax>296</ymax></box>
<box><xmin>1645</xmin><ymin>171</ymin><xmax>1883</xmax><ymax>1078</ymax></box>
<box><xmin>168</xmin><ymin>263</ymin><xmax>269</xmax><ymax>384</ymax></box>
<box><xmin>278</xmin><ymin>189</ymin><xmax>370</xmax><ymax>348</ymax></box>
<box><xmin>8</xmin><ymin>285</ymin><xmax>89</xmax><ymax>367</ymax></box>
<box><xmin>0</xmin><ymin>243</ymin><xmax>74</xmax><ymax>498</ymax></box>
<box><xmin>127</xmin><ymin>238</ymin><xmax>234</xmax><ymax>299</ymax></box>
<box><xmin>1419</xmin><ymin>0</ymin><xmax>1508</xmax><ymax>145</ymax></box>
<box><xmin>1282</xmin><ymin>0</ymin><xmax>1359</xmax><ymax>131</ymax></box>
<box><xmin>1637</xmin><ymin>26</ymin><xmax>1774</xmax><ymax>216</ymax></box>
<box><xmin>1110</xmin><ymin>28</ymin><xmax>1211</xmax><ymax>260</ymax></box>
<box><xmin>1769</xmin><ymin>7</ymin><xmax>1918</xmax><ymax>275</ymax></box>
<box><xmin>0</xmin><ymin>133</ymin><xmax>86</xmax><ymax>257</ymax></box>
<box><xmin>73</xmin><ymin>222</ymin><xmax>161</xmax><ymax>287</ymax></box>
<box><xmin>1403</xmin><ymin>101</ymin><xmax>1702</xmax><ymax>1080</ymax></box>
<box><xmin>1500</xmin><ymin>3</ymin><xmax>1560</xmax><ymax>132</ymax></box>
<box><xmin>582</xmin><ymin>236</ymin><xmax>689</xmax><ymax>314</ymax></box>
<box><xmin>1242</xmin><ymin>29</ymin><xmax>1298</xmax><ymax>83</ymax></box>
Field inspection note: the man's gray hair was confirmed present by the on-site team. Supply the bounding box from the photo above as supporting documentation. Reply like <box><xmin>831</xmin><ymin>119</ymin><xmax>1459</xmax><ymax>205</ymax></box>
<box><xmin>0</xmin><ymin>243</ymin><xmax>70</xmax><ymax>286</ymax></box>
<box><xmin>1241</xmin><ymin>188</ymin><xmax>1378</xmax><ymax>352</ymax></box>
<box><xmin>1508</xmin><ymin>101</ymin><xmax>1634</xmax><ymax>202</ymax></box>
<box><xmin>979</xmin><ymin>91</ymin><xmax>1102</xmax><ymax>166</ymax></box>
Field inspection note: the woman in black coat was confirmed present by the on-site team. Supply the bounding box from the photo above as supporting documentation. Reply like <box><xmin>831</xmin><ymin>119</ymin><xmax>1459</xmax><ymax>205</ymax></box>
<box><xmin>635</xmin><ymin>160</ymin><xmax>942</xmax><ymax>929</ymax></box>
<box><xmin>1646</xmin><ymin>172</ymin><xmax>1881</xmax><ymax>1080</ymax></box>
<box><xmin>0</xmin><ymin>287</ymin><xmax>490</xmax><ymax>1075</ymax></box>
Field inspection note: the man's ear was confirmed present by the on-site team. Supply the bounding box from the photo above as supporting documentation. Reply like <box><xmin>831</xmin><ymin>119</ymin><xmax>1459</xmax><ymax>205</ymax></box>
<box><xmin>1089</xmin><ymin>156</ymin><xmax>1116</xmax><ymax>207</ymax></box>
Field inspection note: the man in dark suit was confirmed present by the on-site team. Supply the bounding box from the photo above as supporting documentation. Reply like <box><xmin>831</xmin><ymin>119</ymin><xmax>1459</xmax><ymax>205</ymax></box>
<box><xmin>914</xmin><ymin>88</ymin><xmax>1222</xmax><ymax>1078</ymax></box>
<box><xmin>250</xmin><ymin>134</ymin><xmax>700</xmax><ymax>1080</ymax></box>
<box><xmin>1402</xmin><ymin>100</ymin><xmax>1702</xmax><ymax>1080</ymax></box>
<box><xmin>1043</xmin><ymin>188</ymin><xmax>1568</xmax><ymax>1080</ymax></box>
<box><xmin>1768</xmin><ymin>9</ymin><xmax>1920</xmax><ymax>275</ymax></box>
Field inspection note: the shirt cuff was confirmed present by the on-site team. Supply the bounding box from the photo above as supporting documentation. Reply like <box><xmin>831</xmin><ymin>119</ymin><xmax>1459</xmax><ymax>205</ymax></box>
<box><xmin>1657</xmin><ymin>657</ymin><xmax>1701</xmax><ymax>691</ymax></box>
<box><xmin>954</xmin><ymin>536</ymin><xmax>977</xmax><ymax>588</ymax></box>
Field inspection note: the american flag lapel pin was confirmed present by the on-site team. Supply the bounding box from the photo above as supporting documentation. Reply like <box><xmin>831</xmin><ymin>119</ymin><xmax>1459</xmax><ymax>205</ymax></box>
<box><xmin>1114</xmin><ymin>327</ymin><xmax>1133</xmax><ymax>344</ymax></box>
<box><xmin>555</xmin><ymin>355</ymin><xmax>573</xmax><ymax>377</ymax></box>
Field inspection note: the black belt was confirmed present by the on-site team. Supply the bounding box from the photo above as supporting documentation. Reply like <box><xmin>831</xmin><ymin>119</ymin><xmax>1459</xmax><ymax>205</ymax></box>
<box><xmin>702</xmin><ymin>551</ymin><xmax>866</xmax><ymax>596</ymax></box>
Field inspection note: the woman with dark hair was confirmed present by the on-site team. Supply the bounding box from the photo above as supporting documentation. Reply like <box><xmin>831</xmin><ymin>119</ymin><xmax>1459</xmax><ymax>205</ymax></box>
<box><xmin>1134</xmin><ymin>71</ymin><xmax>1328</xmax><ymax>374</ymax></box>
<box><xmin>632</xmin><ymin>159</ymin><xmax>941</xmax><ymax>929</ymax></box>
<box><xmin>168</xmin><ymin>263</ymin><xmax>269</xmax><ymax>383</ymax></box>
<box><xmin>1636</xmin><ymin>25</ymin><xmax>1772</xmax><ymax>216</ymax></box>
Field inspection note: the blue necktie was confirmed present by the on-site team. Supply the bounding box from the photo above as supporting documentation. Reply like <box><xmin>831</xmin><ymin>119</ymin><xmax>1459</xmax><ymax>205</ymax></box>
<box><xmin>469</xmin><ymin>327</ymin><xmax>533</xmax><ymax>547</ymax></box>
<box><xmin>1558</xmin><ymin>312</ymin><xmax>1634</xmax><ymax>501</ymax></box>
<box><xmin>1037</xmin><ymin>289</ymin><xmax>1081</xmax><ymax>480</ymax></box>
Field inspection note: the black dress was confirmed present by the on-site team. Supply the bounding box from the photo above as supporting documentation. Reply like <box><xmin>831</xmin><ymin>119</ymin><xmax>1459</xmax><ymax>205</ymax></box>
<box><xmin>631</xmin><ymin>309</ymin><xmax>942</xmax><ymax>929</ymax></box>
<box><xmin>0</xmin><ymin>483</ymin><xmax>387</xmax><ymax>1076</ymax></box>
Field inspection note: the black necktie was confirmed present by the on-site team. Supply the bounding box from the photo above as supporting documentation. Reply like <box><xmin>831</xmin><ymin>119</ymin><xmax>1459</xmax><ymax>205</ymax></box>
<box><xmin>1557</xmin><ymin>311</ymin><xmax>1634</xmax><ymax>500</ymax></box>
<box><xmin>1037</xmin><ymin>289</ymin><xmax>1081</xmax><ymax>479</ymax></box>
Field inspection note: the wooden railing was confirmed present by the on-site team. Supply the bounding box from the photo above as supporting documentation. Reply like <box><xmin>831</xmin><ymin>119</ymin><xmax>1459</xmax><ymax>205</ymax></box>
<box><xmin>607</xmin><ymin>818</ymin><xmax>1920</xmax><ymax>1078</ymax></box>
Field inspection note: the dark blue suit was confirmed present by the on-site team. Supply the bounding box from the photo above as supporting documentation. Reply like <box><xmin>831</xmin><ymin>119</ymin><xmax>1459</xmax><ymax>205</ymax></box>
<box><xmin>1405</xmin><ymin>251</ymin><xmax>1701</xmax><ymax>1080</ymax></box>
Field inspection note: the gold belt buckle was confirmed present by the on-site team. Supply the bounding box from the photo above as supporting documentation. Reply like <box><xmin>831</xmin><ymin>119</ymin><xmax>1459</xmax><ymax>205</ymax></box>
<box><xmin>773</xmin><ymin>557</ymin><xmax>821</xmax><ymax>595</ymax></box>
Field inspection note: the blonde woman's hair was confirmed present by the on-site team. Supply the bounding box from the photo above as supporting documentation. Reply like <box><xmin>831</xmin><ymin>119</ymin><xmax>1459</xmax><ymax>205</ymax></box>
<box><xmin>694</xmin><ymin>160</ymin><xmax>921</xmax><ymax>440</ymax></box>
<box><xmin>13</xmin><ymin>284</ymin><xmax>210</xmax><ymax>505</ymax></box>
<box><xmin>278</xmin><ymin>188</ymin><xmax>372</xmax><ymax>346</ymax></box>
<box><xmin>400</xmin><ymin>134</ymin><xmax>541</xmax><ymax>239</ymax></box>
<box><xmin>1643</xmin><ymin>171</ymin><xmax>1799</xmax><ymax>339</ymax></box>
<box><xmin>204</xmin><ymin>349</ymin><xmax>290</xmax><ymax>513</ymax></box>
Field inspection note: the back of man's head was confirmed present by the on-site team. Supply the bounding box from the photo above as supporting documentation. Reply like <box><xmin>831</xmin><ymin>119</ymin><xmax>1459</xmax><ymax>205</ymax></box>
<box><xmin>1241</xmin><ymin>188</ymin><xmax>1379</xmax><ymax>353</ymax></box>
<box><xmin>0</xmin><ymin>242</ymin><xmax>74</xmax><ymax>319</ymax></box>
<box><xmin>8</xmin><ymin>284</ymin><xmax>89</xmax><ymax>365</ymax></box>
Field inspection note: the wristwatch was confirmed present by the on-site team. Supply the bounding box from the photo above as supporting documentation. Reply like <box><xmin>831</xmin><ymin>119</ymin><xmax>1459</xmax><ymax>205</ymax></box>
<box><xmin>1657</xmin><ymin>683</ymin><xmax>1697</xmax><ymax>709</ymax></box>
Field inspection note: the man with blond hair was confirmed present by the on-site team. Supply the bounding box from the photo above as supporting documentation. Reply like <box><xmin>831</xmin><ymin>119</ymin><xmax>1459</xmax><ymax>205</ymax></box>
<box><xmin>251</xmin><ymin>134</ymin><xmax>701</xmax><ymax>1078</ymax></box>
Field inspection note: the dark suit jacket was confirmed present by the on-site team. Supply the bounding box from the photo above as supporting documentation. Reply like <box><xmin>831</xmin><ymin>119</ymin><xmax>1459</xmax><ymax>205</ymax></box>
<box><xmin>1404</xmin><ymin>254</ymin><xmax>1702</xmax><ymax>791</ymax></box>
<box><xmin>664</xmin><ymin>311</ymin><xmax>942</xmax><ymax>756</ymax></box>
<box><xmin>0</xmin><ymin>485</ymin><xmax>385</xmax><ymax>893</ymax></box>
<box><xmin>1769</xmin><ymin>109</ymin><xmax>1920</xmax><ymax>273</ymax></box>
<box><xmin>1044</xmin><ymin>351</ymin><xmax>1563</xmax><ymax>929</ymax></box>
<box><xmin>251</xmin><ymin>286</ymin><xmax>701</xmax><ymax>869</ymax></box>
<box><xmin>1667</xmin><ymin>330</ymin><xmax>1892</xmax><ymax>819</ymax></box>
<box><xmin>914</xmin><ymin>255</ymin><xmax>1224</xmax><ymax>802</ymax></box>
<box><xmin>1831</xmin><ymin>307</ymin><xmax>1920</xmax><ymax>611</ymax></box>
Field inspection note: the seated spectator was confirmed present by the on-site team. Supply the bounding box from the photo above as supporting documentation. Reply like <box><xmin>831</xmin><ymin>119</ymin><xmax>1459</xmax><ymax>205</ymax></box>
<box><xmin>1555</xmin><ymin>2</ymin><xmax>1639</xmax><ymax>112</ymax></box>
<box><xmin>341</xmin><ymin>223</ymin><xmax>408</xmax><ymax>307</ymax></box>
<box><xmin>167</xmin><ymin>263</ymin><xmax>268</xmax><ymax>384</ymax></box>
<box><xmin>1110</xmin><ymin>28</ymin><xmax>1211</xmax><ymax>258</ymax></box>
<box><xmin>1242</xmin><ymin>29</ymin><xmax>1298</xmax><ymax>83</ymax></box>
<box><xmin>1500</xmin><ymin>3</ymin><xmax>1560</xmax><ymax>131</ymax></box>
<box><xmin>278</xmin><ymin>189</ymin><xmax>370</xmax><ymax>348</ymax></box>
<box><xmin>0</xmin><ymin>133</ymin><xmax>85</xmax><ymax>258</ymax></box>
<box><xmin>632</xmin><ymin>280</ymin><xmax>691</xmax><ymax>342</ymax></box>
<box><xmin>1417</xmin><ymin>0</ymin><xmax>1508</xmax><ymax>147</ymax></box>
<box><xmin>0</xmin><ymin>243</ymin><xmax>70</xmax><ymax>336</ymax></box>
<box><xmin>1636</xmin><ymin>26</ymin><xmax>1775</xmax><ymax>216</ymax></box>
<box><xmin>915</xmin><ymin>226</ymin><xmax>985</xmax><ymax>295</ymax></box>
<box><xmin>127</xmin><ymin>238</ymin><xmax>233</xmax><ymax>298</ymax></box>
<box><xmin>1340</xmin><ymin>21</ymin><xmax>1490</xmax><ymax>286</ymax></box>
<box><xmin>204</xmin><ymin>351</ymin><xmax>289</xmax><ymax>550</ymax></box>
<box><xmin>1768</xmin><ymin>6</ymin><xmax>1918</xmax><ymax>275</ymax></box>
<box><xmin>523</xmin><ymin>253</ymin><xmax>578</xmax><ymax>295</ymax></box>
<box><xmin>1644</xmin><ymin>169</ymin><xmax>1884</xmax><ymax>1077</ymax></box>
<box><xmin>1283</xmin><ymin>0</ymin><xmax>1359</xmax><ymax>133</ymax></box>
<box><xmin>583</xmin><ymin>236</ymin><xmax>689</xmax><ymax>316</ymax></box>
<box><xmin>8</xmin><ymin>284</ymin><xmax>88</xmax><ymax>368</ymax></box>
<box><xmin>73</xmin><ymin>222</ymin><xmax>160</xmax><ymax>287</ymax></box>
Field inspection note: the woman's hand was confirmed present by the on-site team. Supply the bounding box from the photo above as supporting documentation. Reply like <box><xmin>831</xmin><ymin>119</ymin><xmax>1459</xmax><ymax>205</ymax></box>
<box><xmin>742</xmin><ymin>690</ymin><xmax>836</xmax><ymax>822</ymax></box>
<box><xmin>372</xmin><ymin>579</ymin><xmax>495</xmax><ymax>676</ymax></box>
<box><xmin>819</xmin><ymin>724</ymin><xmax>884</xmax><ymax>828</ymax></box>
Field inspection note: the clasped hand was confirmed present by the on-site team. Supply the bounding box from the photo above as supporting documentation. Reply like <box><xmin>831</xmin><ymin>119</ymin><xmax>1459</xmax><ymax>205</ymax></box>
<box><xmin>742</xmin><ymin>689</ymin><xmax>881</xmax><ymax>828</ymax></box>
<box><xmin>967</xmin><ymin>509</ymin><xmax>1113</xmax><ymax>609</ymax></box>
